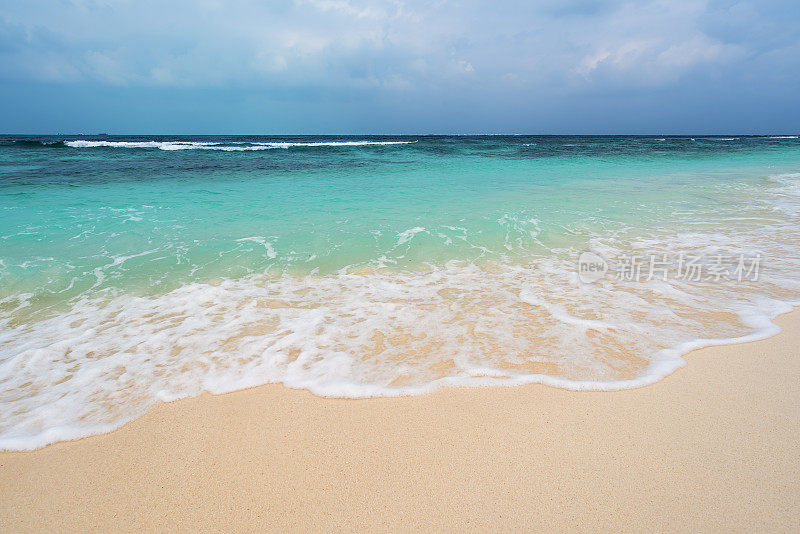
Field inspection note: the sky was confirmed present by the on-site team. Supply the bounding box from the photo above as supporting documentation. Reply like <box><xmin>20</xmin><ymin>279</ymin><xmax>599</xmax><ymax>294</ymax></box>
<box><xmin>0</xmin><ymin>0</ymin><xmax>798</xmax><ymax>134</ymax></box>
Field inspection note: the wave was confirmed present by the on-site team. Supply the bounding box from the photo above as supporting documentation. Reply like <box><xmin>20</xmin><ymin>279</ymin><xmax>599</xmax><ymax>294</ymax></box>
<box><xmin>2</xmin><ymin>172</ymin><xmax>800</xmax><ymax>450</ymax></box>
<box><xmin>3</xmin><ymin>238</ymin><xmax>800</xmax><ymax>449</ymax></box>
<box><xmin>63</xmin><ymin>140</ymin><xmax>417</xmax><ymax>151</ymax></box>
<box><xmin>767</xmin><ymin>136</ymin><xmax>799</xmax><ymax>139</ymax></box>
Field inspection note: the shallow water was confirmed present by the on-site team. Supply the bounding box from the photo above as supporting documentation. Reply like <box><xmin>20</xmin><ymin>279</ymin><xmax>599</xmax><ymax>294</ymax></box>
<box><xmin>2</xmin><ymin>134</ymin><xmax>800</xmax><ymax>450</ymax></box>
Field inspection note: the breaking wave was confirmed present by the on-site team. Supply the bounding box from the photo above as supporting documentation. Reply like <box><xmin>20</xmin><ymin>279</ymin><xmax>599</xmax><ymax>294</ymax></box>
<box><xmin>63</xmin><ymin>140</ymin><xmax>417</xmax><ymax>151</ymax></box>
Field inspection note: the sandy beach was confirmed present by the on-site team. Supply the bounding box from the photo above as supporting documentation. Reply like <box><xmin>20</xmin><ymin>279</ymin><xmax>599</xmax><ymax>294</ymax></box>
<box><xmin>3</xmin><ymin>0</ymin><xmax>799</xmax><ymax>531</ymax></box>
<box><xmin>2</xmin><ymin>308</ymin><xmax>799</xmax><ymax>532</ymax></box>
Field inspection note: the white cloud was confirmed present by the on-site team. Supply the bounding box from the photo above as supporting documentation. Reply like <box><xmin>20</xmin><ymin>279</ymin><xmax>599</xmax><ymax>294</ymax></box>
<box><xmin>0</xmin><ymin>0</ymin><xmax>795</xmax><ymax>95</ymax></box>
<box><xmin>458</xmin><ymin>60</ymin><xmax>474</xmax><ymax>73</ymax></box>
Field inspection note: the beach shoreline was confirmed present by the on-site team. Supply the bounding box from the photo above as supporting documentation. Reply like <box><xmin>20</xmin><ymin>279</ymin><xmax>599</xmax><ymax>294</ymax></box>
<box><xmin>2</xmin><ymin>309</ymin><xmax>800</xmax><ymax>531</ymax></box>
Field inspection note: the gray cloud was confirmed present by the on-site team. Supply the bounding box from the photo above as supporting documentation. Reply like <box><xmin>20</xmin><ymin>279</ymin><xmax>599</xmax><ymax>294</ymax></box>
<box><xmin>0</xmin><ymin>0</ymin><xmax>798</xmax><ymax>133</ymax></box>
<box><xmin>1</xmin><ymin>0</ymin><xmax>793</xmax><ymax>87</ymax></box>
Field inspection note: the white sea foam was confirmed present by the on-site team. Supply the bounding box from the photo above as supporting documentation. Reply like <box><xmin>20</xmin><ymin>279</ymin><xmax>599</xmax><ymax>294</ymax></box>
<box><xmin>395</xmin><ymin>226</ymin><xmax>427</xmax><ymax>245</ymax></box>
<box><xmin>64</xmin><ymin>140</ymin><xmax>416</xmax><ymax>151</ymax></box>
<box><xmin>235</xmin><ymin>236</ymin><xmax>278</xmax><ymax>259</ymax></box>
<box><xmin>2</xmin><ymin>173</ymin><xmax>800</xmax><ymax>451</ymax></box>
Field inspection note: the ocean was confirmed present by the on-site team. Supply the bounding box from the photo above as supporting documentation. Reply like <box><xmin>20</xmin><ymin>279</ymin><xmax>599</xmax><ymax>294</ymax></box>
<box><xmin>2</xmin><ymin>134</ymin><xmax>800</xmax><ymax>450</ymax></box>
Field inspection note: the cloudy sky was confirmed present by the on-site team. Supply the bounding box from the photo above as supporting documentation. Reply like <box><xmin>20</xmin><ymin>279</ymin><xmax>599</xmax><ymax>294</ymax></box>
<box><xmin>1</xmin><ymin>0</ymin><xmax>798</xmax><ymax>134</ymax></box>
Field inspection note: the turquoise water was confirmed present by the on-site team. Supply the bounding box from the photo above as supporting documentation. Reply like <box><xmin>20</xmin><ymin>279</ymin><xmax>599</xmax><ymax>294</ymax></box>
<box><xmin>2</xmin><ymin>135</ymin><xmax>800</xmax><ymax>449</ymax></box>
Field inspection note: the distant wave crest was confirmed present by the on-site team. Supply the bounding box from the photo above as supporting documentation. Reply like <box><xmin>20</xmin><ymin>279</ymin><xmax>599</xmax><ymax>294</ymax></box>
<box><xmin>63</xmin><ymin>140</ymin><xmax>417</xmax><ymax>151</ymax></box>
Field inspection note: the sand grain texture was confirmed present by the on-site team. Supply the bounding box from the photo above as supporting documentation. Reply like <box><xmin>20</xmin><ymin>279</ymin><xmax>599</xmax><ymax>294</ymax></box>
<box><xmin>2</xmin><ymin>311</ymin><xmax>800</xmax><ymax>532</ymax></box>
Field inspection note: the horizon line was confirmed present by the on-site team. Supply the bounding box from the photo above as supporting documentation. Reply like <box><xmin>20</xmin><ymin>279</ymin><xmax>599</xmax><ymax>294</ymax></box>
<box><xmin>2</xmin><ymin>132</ymin><xmax>798</xmax><ymax>137</ymax></box>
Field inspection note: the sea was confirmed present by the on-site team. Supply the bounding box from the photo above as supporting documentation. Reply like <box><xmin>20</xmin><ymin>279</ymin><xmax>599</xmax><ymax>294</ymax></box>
<box><xmin>2</xmin><ymin>134</ymin><xmax>800</xmax><ymax>450</ymax></box>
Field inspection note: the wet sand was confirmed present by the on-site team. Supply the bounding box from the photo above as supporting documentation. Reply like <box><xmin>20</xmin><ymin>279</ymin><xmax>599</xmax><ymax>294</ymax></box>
<box><xmin>2</xmin><ymin>310</ymin><xmax>800</xmax><ymax>532</ymax></box>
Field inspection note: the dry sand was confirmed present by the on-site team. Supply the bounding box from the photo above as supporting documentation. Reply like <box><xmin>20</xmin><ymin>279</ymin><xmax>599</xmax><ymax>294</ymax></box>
<box><xmin>2</xmin><ymin>310</ymin><xmax>800</xmax><ymax>532</ymax></box>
